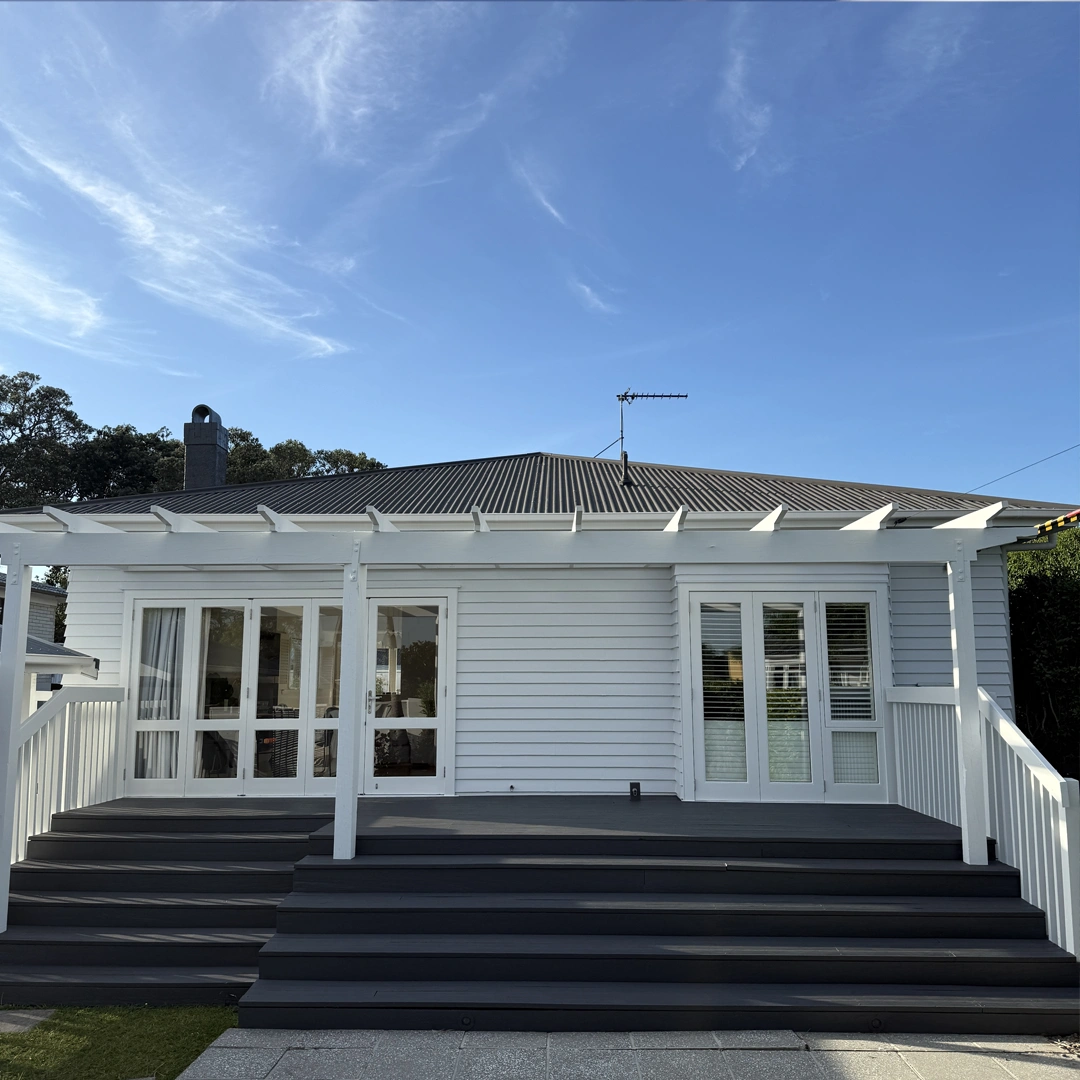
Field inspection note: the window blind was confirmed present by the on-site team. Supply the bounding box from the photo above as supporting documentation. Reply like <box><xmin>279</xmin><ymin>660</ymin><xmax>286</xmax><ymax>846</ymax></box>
<box><xmin>700</xmin><ymin>604</ymin><xmax>747</xmax><ymax>782</ymax></box>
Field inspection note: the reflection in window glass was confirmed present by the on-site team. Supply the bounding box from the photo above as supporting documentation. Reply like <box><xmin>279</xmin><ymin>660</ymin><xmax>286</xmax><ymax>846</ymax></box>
<box><xmin>134</xmin><ymin>730</ymin><xmax>178</xmax><ymax>779</ymax></box>
<box><xmin>826</xmin><ymin>603</ymin><xmax>875</xmax><ymax>722</ymax></box>
<box><xmin>253</xmin><ymin>729</ymin><xmax>299</xmax><ymax>778</ymax></box>
<box><xmin>138</xmin><ymin>608</ymin><xmax>185</xmax><ymax>722</ymax></box>
<box><xmin>374</xmin><ymin>605</ymin><xmax>438</xmax><ymax>719</ymax></box>
<box><xmin>257</xmin><ymin>606</ymin><xmax>303</xmax><ymax>719</ymax></box>
<box><xmin>700</xmin><ymin>603</ymin><xmax>747</xmax><ymax>782</ymax></box>
<box><xmin>194</xmin><ymin>730</ymin><xmax>239</xmax><ymax>778</ymax></box>
<box><xmin>313</xmin><ymin>728</ymin><xmax>338</xmax><ymax>778</ymax></box>
<box><xmin>316</xmin><ymin>607</ymin><xmax>342</xmax><ymax>719</ymax></box>
<box><xmin>763</xmin><ymin>603</ymin><xmax>811</xmax><ymax>783</ymax></box>
<box><xmin>373</xmin><ymin>728</ymin><xmax>437</xmax><ymax>777</ymax></box>
<box><xmin>198</xmin><ymin>607</ymin><xmax>245</xmax><ymax>720</ymax></box>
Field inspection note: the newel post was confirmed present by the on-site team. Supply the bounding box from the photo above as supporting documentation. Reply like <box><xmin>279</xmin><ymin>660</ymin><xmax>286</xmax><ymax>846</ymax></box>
<box><xmin>333</xmin><ymin>544</ymin><xmax>367</xmax><ymax>860</ymax></box>
<box><xmin>0</xmin><ymin>551</ymin><xmax>32</xmax><ymax>931</ymax></box>
<box><xmin>947</xmin><ymin>550</ymin><xmax>988</xmax><ymax>865</ymax></box>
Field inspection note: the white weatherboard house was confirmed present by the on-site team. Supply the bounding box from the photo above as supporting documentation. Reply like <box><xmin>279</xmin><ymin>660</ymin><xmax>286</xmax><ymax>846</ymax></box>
<box><xmin>0</xmin><ymin>407</ymin><xmax>1075</xmax><ymax>1029</ymax></box>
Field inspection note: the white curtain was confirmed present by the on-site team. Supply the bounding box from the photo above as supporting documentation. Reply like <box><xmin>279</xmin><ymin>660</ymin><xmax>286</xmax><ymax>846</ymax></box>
<box><xmin>138</xmin><ymin>608</ymin><xmax>185</xmax><ymax>722</ymax></box>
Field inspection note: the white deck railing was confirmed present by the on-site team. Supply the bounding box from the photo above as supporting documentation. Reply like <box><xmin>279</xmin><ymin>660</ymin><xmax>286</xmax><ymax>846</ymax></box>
<box><xmin>981</xmin><ymin>688</ymin><xmax>1079</xmax><ymax>957</ymax></box>
<box><xmin>11</xmin><ymin>686</ymin><xmax>126</xmax><ymax>864</ymax></box>
<box><xmin>888</xmin><ymin>687</ymin><xmax>962</xmax><ymax>827</ymax></box>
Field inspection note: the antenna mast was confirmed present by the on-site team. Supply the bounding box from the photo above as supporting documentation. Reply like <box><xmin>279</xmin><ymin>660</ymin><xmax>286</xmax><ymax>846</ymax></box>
<box><xmin>616</xmin><ymin>388</ymin><xmax>688</xmax><ymax>461</ymax></box>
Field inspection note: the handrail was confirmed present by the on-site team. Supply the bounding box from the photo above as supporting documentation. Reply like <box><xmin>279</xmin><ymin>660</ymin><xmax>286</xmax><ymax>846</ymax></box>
<box><xmin>17</xmin><ymin>685</ymin><xmax>125</xmax><ymax>744</ymax></box>
<box><xmin>979</xmin><ymin>687</ymin><xmax>1075</xmax><ymax>805</ymax></box>
<box><xmin>885</xmin><ymin>686</ymin><xmax>957</xmax><ymax>706</ymax></box>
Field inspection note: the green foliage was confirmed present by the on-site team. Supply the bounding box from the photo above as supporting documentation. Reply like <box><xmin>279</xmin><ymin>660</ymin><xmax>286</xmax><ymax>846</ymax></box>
<box><xmin>43</xmin><ymin>565</ymin><xmax>68</xmax><ymax>643</ymax></box>
<box><xmin>0</xmin><ymin>1005</ymin><xmax>235</xmax><ymax>1080</ymax></box>
<box><xmin>766</xmin><ymin>688</ymin><xmax>807</xmax><ymax>720</ymax></box>
<box><xmin>225</xmin><ymin>428</ymin><xmax>384</xmax><ymax>485</ymax></box>
<box><xmin>1008</xmin><ymin>528</ymin><xmax>1079</xmax><ymax>779</ymax></box>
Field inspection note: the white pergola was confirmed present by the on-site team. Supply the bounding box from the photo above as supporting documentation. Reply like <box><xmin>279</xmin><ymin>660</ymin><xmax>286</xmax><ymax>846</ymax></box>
<box><xmin>0</xmin><ymin>499</ymin><xmax>1031</xmax><ymax>881</ymax></box>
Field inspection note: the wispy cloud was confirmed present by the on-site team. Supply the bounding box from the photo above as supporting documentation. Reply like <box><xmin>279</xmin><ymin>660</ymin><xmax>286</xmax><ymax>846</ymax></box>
<box><xmin>0</xmin><ymin>187</ymin><xmax>37</xmax><ymax>213</ymax></box>
<box><xmin>3</xmin><ymin>122</ymin><xmax>346</xmax><ymax>357</ymax></box>
<box><xmin>714</xmin><ymin>47</ymin><xmax>772</xmax><ymax>172</ymax></box>
<box><xmin>568</xmin><ymin>275</ymin><xmax>618</xmax><ymax>315</ymax></box>
<box><xmin>510</xmin><ymin>154</ymin><xmax>567</xmax><ymax>226</ymax></box>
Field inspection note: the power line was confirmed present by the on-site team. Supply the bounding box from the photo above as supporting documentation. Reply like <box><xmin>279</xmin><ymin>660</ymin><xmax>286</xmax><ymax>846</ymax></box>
<box><xmin>966</xmin><ymin>443</ymin><xmax>1080</xmax><ymax>494</ymax></box>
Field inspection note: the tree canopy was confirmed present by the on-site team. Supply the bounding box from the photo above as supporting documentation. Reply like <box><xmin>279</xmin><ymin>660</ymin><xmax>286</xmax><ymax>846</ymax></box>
<box><xmin>0</xmin><ymin>371</ymin><xmax>384</xmax><ymax>509</ymax></box>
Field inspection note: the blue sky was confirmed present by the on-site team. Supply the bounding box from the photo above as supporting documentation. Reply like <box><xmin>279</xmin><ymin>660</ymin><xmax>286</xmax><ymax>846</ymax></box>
<box><xmin>0</xmin><ymin>1</ymin><xmax>1076</xmax><ymax>503</ymax></box>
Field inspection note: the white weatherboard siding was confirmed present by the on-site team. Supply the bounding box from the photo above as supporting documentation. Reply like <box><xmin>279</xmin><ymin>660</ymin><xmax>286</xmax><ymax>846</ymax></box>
<box><xmin>370</xmin><ymin>567</ymin><xmax>679</xmax><ymax>795</ymax></box>
<box><xmin>888</xmin><ymin>552</ymin><xmax>1014</xmax><ymax>715</ymax></box>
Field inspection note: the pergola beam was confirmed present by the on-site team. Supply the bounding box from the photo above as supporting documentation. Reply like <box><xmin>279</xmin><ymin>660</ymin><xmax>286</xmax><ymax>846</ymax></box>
<box><xmin>841</xmin><ymin>503</ymin><xmax>897</xmax><ymax>531</ymax></box>
<box><xmin>365</xmin><ymin>506</ymin><xmax>399</xmax><ymax>533</ymax></box>
<box><xmin>42</xmin><ymin>507</ymin><xmax>121</xmax><ymax>534</ymax></box>
<box><xmin>749</xmin><ymin>504</ymin><xmax>788</xmax><ymax>533</ymax></box>
<box><xmin>663</xmin><ymin>506</ymin><xmax>690</xmax><ymax>533</ymax></box>
<box><xmin>257</xmin><ymin>505</ymin><xmax>305</xmax><ymax>533</ymax></box>
<box><xmin>151</xmin><ymin>506</ymin><xmax>216</xmax><ymax>534</ymax></box>
<box><xmin>471</xmin><ymin>506</ymin><xmax>490</xmax><ymax>533</ymax></box>
<box><xmin>571</xmin><ymin>507</ymin><xmax>583</xmax><ymax>533</ymax></box>
<box><xmin>934</xmin><ymin>501</ymin><xmax>1006</xmax><ymax>530</ymax></box>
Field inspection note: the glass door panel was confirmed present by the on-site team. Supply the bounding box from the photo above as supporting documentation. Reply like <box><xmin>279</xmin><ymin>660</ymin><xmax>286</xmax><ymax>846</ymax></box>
<box><xmin>311</xmin><ymin>606</ymin><xmax>343</xmax><ymax>784</ymax></box>
<box><xmin>365</xmin><ymin>602</ymin><xmax>446</xmax><ymax>794</ymax></box>
<box><xmin>249</xmin><ymin>605</ymin><xmax>304</xmax><ymax>789</ymax></box>
<box><xmin>130</xmin><ymin>605</ymin><xmax>187</xmax><ymax>791</ymax></box>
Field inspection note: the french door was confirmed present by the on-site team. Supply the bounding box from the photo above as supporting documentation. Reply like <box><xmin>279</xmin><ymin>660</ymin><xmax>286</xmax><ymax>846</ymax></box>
<box><xmin>128</xmin><ymin>599</ymin><xmax>344</xmax><ymax>796</ymax></box>
<box><xmin>362</xmin><ymin>600</ymin><xmax>449</xmax><ymax>795</ymax></box>
<box><xmin>690</xmin><ymin>590</ymin><xmax>886</xmax><ymax>802</ymax></box>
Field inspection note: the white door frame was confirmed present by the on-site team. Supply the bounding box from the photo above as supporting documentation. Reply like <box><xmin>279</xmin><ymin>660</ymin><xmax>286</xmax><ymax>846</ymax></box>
<box><xmin>361</xmin><ymin>589</ymin><xmax>457</xmax><ymax>796</ymax></box>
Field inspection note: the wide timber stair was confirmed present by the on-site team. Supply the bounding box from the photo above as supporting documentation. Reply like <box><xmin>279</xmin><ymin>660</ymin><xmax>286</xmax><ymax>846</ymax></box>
<box><xmin>0</xmin><ymin>799</ymin><xmax>332</xmax><ymax>1005</ymax></box>
<box><xmin>239</xmin><ymin>801</ymin><xmax>1080</xmax><ymax>1033</ymax></box>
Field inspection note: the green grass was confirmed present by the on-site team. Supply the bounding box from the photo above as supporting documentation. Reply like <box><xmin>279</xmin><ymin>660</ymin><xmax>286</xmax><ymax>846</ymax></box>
<box><xmin>0</xmin><ymin>1006</ymin><xmax>236</xmax><ymax>1080</ymax></box>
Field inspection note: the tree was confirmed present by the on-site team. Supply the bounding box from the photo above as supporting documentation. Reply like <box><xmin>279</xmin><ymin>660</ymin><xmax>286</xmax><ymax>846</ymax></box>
<box><xmin>1008</xmin><ymin>528</ymin><xmax>1079</xmax><ymax>779</ymax></box>
<box><xmin>225</xmin><ymin>428</ymin><xmax>384</xmax><ymax>485</ymax></box>
<box><xmin>0</xmin><ymin>371</ymin><xmax>89</xmax><ymax>507</ymax></box>
<box><xmin>70</xmin><ymin>425</ymin><xmax>185</xmax><ymax>502</ymax></box>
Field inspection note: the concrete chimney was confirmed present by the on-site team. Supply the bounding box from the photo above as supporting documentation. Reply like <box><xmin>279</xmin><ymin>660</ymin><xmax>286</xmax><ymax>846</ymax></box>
<box><xmin>183</xmin><ymin>405</ymin><xmax>228</xmax><ymax>489</ymax></box>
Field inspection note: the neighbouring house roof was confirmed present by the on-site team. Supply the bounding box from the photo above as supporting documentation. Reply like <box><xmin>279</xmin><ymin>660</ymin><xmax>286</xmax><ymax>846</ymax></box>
<box><xmin>0</xmin><ymin>572</ymin><xmax>67</xmax><ymax>598</ymax></box>
<box><xmin>0</xmin><ymin>628</ymin><xmax>97</xmax><ymax>675</ymax></box>
<box><xmin>1</xmin><ymin>452</ymin><xmax>1070</xmax><ymax>518</ymax></box>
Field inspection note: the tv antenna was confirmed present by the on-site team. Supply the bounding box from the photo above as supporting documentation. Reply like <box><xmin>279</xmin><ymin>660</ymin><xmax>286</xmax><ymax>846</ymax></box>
<box><xmin>595</xmin><ymin>389</ymin><xmax>689</xmax><ymax>462</ymax></box>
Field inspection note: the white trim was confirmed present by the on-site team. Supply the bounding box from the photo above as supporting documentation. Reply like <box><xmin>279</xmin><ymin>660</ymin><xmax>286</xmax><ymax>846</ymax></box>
<box><xmin>886</xmin><ymin>686</ymin><xmax>957</xmax><ymax>705</ymax></box>
<box><xmin>841</xmin><ymin>503</ymin><xmax>897</xmax><ymax>531</ymax></box>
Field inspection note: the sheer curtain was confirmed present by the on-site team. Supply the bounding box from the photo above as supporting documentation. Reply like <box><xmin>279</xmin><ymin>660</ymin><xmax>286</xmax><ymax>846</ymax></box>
<box><xmin>138</xmin><ymin>608</ymin><xmax>185</xmax><ymax>722</ymax></box>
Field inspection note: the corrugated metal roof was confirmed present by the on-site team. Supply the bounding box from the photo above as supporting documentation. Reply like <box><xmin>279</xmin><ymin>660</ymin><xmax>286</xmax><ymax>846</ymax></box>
<box><xmin>7</xmin><ymin>452</ymin><xmax>1067</xmax><ymax>517</ymax></box>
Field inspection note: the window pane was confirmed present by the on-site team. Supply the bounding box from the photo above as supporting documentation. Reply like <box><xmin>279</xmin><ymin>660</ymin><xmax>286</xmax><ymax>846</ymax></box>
<box><xmin>833</xmin><ymin>730</ymin><xmax>879</xmax><ymax>784</ymax></box>
<box><xmin>134</xmin><ymin>730</ymin><xmax>178</xmax><ymax>779</ymax></box>
<box><xmin>763</xmin><ymin>603</ymin><xmax>811</xmax><ymax>782</ymax></box>
<box><xmin>313</xmin><ymin>728</ymin><xmax>338</xmax><ymax>778</ymax></box>
<box><xmin>826</xmin><ymin>603</ymin><xmax>875</xmax><ymax>722</ymax></box>
<box><xmin>198</xmin><ymin>607</ymin><xmax>245</xmax><ymax>720</ymax></box>
<box><xmin>257</xmin><ymin>606</ymin><xmax>304</xmax><ymax>719</ymax></box>
<box><xmin>253</xmin><ymin>729</ymin><xmax>299</xmax><ymax>778</ymax></box>
<box><xmin>193</xmin><ymin>730</ymin><xmax>238</xmax><ymax>778</ymax></box>
<box><xmin>373</xmin><ymin>728</ymin><xmax>437</xmax><ymax>777</ymax></box>
<box><xmin>137</xmin><ymin>608</ymin><xmax>185</xmax><ymax>722</ymax></box>
<box><xmin>700</xmin><ymin>603</ymin><xmax>746</xmax><ymax>782</ymax></box>
<box><xmin>374</xmin><ymin>606</ymin><xmax>438</xmax><ymax>719</ymax></box>
<box><xmin>316</xmin><ymin>607</ymin><xmax>342</xmax><ymax>720</ymax></box>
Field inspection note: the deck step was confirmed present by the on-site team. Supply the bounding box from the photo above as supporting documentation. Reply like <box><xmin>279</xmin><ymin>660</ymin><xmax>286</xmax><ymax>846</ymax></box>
<box><xmin>0</xmin><ymin>926</ymin><xmax>272</xmax><ymax>967</ymax></box>
<box><xmin>9</xmin><ymin>860</ymin><xmax>295</xmax><ymax>893</ymax></box>
<box><xmin>53</xmin><ymin>804</ymin><xmax>332</xmax><ymax>835</ymax></box>
<box><xmin>9</xmin><ymin>892</ymin><xmax>284</xmax><ymax>928</ymax></box>
<box><xmin>257</xmin><ymin>933</ymin><xmax>1079</xmax><ymax>987</ymax></box>
<box><xmin>0</xmin><ymin>965</ymin><xmax>254</xmax><ymax>1005</ymax></box>
<box><xmin>27</xmin><ymin>831</ymin><xmax>311</xmax><ymax>862</ymax></box>
<box><xmin>275</xmin><ymin>891</ymin><xmax>1048</xmax><ymax>938</ymax></box>
<box><xmin>294</xmin><ymin>854</ymin><xmax>1021</xmax><ymax>897</ymax></box>
<box><xmin>238</xmin><ymin>979</ymin><xmax>1080</xmax><ymax>1034</ymax></box>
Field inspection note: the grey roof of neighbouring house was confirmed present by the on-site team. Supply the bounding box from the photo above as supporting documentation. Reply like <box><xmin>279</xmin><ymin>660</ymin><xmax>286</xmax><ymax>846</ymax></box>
<box><xmin>3</xmin><ymin>452</ymin><xmax>1070</xmax><ymax>517</ymax></box>
<box><xmin>0</xmin><ymin>572</ymin><xmax>66</xmax><ymax>598</ymax></box>
<box><xmin>0</xmin><ymin>628</ymin><xmax>90</xmax><ymax>660</ymax></box>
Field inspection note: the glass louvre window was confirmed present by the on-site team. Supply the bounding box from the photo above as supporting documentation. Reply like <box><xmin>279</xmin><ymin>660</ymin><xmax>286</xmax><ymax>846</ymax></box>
<box><xmin>700</xmin><ymin>604</ymin><xmax>747</xmax><ymax>782</ymax></box>
<box><xmin>315</xmin><ymin>607</ymin><xmax>343</xmax><ymax>720</ymax></box>
<box><xmin>256</xmin><ymin>607</ymin><xmax>304</xmax><ymax>719</ymax></box>
<box><xmin>825</xmin><ymin>603</ymin><xmax>875</xmax><ymax>722</ymax></box>
<box><xmin>763</xmin><ymin>603</ymin><xmax>811</xmax><ymax>783</ymax></box>
<box><xmin>137</xmin><ymin>608</ymin><xmax>185</xmax><ymax>722</ymax></box>
<box><xmin>197</xmin><ymin>607</ymin><xmax>245</xmax><ymax>720</ymax></box>
<box><xmin>832</xmin><ymin>730</ymin><xmax>879</xmax><ymax>784</ymax></box>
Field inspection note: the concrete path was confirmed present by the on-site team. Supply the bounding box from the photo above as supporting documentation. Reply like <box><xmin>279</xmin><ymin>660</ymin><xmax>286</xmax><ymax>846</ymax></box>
<box><xmin>178</xmin><ymin>1029</ymin><xmax>1080</xmax><ymax>1080</ymax></box>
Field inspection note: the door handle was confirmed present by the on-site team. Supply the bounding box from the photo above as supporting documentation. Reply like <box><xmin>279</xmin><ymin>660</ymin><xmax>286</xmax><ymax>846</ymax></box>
<box><xmin>366</xmin><ymin>689</ymin><xmax>373</xmax><ymax>714</ymax></box>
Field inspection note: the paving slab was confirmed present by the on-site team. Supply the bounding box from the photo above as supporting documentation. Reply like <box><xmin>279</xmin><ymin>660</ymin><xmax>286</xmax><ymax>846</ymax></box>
<box><xmin>265</xmin><ymin>1049</ymin><xmax>374</xmax><ymax>1080</ymax></box>
<box><xmin>460</xmin><ymin>1030</ymin><xmax>548</xmax><ymax>1048</ymax></box>
<box><xmin>0</xmin><ymin>1009</ymin><xmax>53</xmax><ymax>1033</ymax></box>
<box><xmin>816</xmin><ymin>1051</ymin><xmax>921</xmax><ymax>1080</ymax></box>
<box><xmin>638</xmin><ymin>1048</ymin><xmax>732</xmax><ymax>1080</ymax></box>
<box><xmin>358</xmin><ymin>1043</ymin><xmax>459</xmax><ymax>1080</ymax></box>
<box><xmin>802</xmin><ymin>1034</ymin><xmax>896</xmax><ymax>1052</ymax></box>
<box><xmin>549</xmin><ymin>1047</ymin><xmax>639</xmax><ymax>1079</ymax></box>
<box><xmin>453</xmin><ymin>1047</ymin><xmax>548</xmax><ymax>1080</ymax></box>
<box><xmin>993</xmin><ymin>1055</ymin><xmax>1080</xmax><ymax>1080</ymax></box>
<box><xmin>217</xmin><ymin>1030</ymin><xmax>378</xmax><ymax>1049</ymax></box>
<box><xmin>631</xmin><ymin>1031</ymin><xmax>721</xmax><ymax>1049</ymax></box>
<box><xmin>725</xmin><ymin>1049</ymin><xmax>823</xmax><ymax>1079</ymax></box>
<box><xmin>886</xmin><ymin>1034</ymin><xmax>993</xmax><ymax>1053</ymax></box>
<box><xmin>178</xmin><ymin>1047</ymin><xmax>285</xmax><ymax>1080</ymax></box>
<box><xmin>375</xmin><ymin>1030</ymin><xmax>464</xmax><ymax>1052</ymax></box>
<box><xmin>975</xmin><ymin>1038</ymin><xmax>1066</xmax><ymax>1054</ymax></box>
<box><xmin>716</xmin><ymin>1030</ymin><xmax>804</xmax><ymax>1050</ymax></box>
<box><xmin>896</xmin><ymin>1051</ymin><xmax>1014</xmax><ymax>1079</ymax></box>
<box><xmin>549</xmin><ymin>1031</ymin><xmax>634</xmax><ymax>1049</ymax></box>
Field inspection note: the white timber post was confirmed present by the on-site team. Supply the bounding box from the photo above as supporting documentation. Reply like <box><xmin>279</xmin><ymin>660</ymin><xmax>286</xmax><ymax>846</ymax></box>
<box><xmin>333</xmin><ymin>543</ymin><xmax>367</xmax><ymax>860</ymax></box>
<box><xmin>0</xmin><ymin>549</ymin><xmax>32</xmax><ymax>931</ymax></box>
<box><xmin>1061</xmin><ymin>777</ymin><xmax>1079</xmax><ymax>957</ymax></box>
<box><xmin>947</xmin><ymin>549</ymin><xmax>988</xmax><ymax>865</ymax></box>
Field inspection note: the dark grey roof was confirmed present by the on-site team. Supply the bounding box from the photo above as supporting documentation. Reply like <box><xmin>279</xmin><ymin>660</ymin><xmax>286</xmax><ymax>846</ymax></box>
<box><xmin>5</xmin><ymin>452</ymin><xmax>1069</xmax><ymax>517</ymax></box>
<box><xmin>0</xmin><ymin>572</ymin><xmax>66</xmax><ymax>597</ymax></box>
<box><xmin>0</xmin><ymin>628</ymin><xmax>91</xmax><ymax>659</ymax></box>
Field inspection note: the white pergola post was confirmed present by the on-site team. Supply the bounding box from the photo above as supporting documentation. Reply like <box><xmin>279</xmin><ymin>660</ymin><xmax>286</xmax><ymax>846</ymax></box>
<box><xmin>333</xmin><ymin>548</ymin><xmax>367</xmax><ymax>860</ymax></box>
<box><xmin>0</xmin><ymin>550</ymin><xmax>32</xmax><ymax>931</ymax></box>
<box><xmin>948</xmin><ymin>553</ymin><xmax>989</xmax><ymax>865</ymax></box>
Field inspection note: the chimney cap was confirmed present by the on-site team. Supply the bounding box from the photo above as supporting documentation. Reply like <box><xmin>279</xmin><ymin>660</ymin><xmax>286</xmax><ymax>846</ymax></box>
<box><xmin>191</xmin><ymin>404</ymin><xmax>222</xmax><ymax>425</ymax></box>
